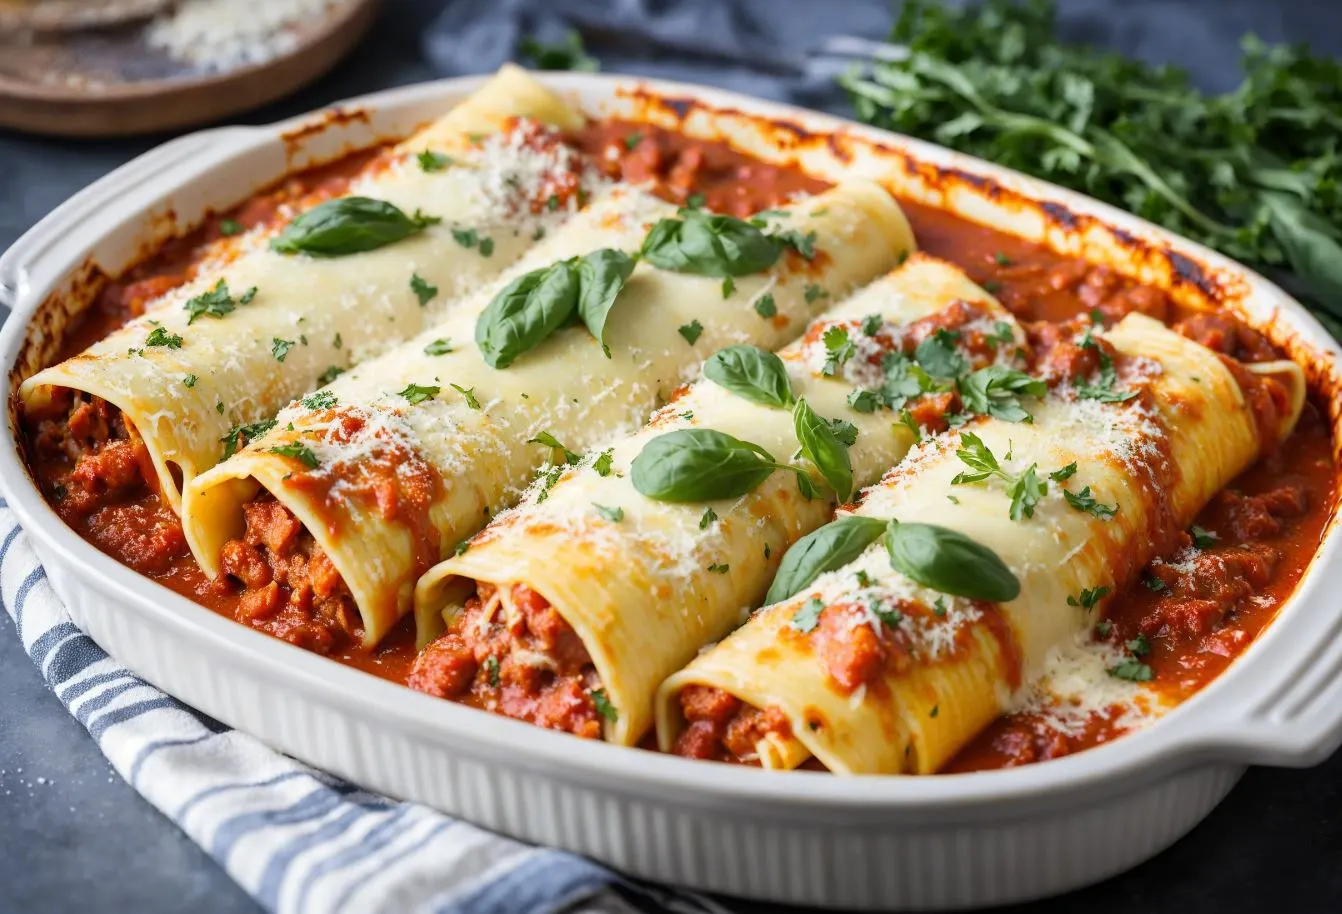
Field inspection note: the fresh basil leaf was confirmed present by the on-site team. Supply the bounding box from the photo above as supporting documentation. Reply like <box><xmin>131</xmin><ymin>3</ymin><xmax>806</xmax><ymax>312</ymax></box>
<box><xmin>793</xmin><ymin>398</ymin><xmax>854</xmax><ymax>502</ymax></box>
<box><xmin>766</xmin><ymin>516</ymin><xmax>888</xmax><ymax>604</ymax></box>
<box><xmin>885</xmin><ymin>520</ymin><xmax>1020</xmax><ymax>602</ymax></box>
<box><xmin>630</xmin><ymin>429</ymin><xmax>780</xmax><ymax>502</ymax></box>
<box><xmin>475</xmin><ymin>262</ymin><xmax>579</xmax><ymax>368</ymax></box>
<box><xmin>270</xmin><ymin>197</ymin><xmax>439</xmax><ymax>257</ymax></box>
<box><xmin>703</xmin><ymin>345</ymin><xmax>795</xmax><ymax>409</ymax></box>
<box><xmin>575</xmin><ymin>248</ymin><xmax>637</xmax><ymax>352</ymax></box>
<box><xmin>640</xmin><ymin>210</ymin><xmax>782</xmax><ymax>277</ymax></box>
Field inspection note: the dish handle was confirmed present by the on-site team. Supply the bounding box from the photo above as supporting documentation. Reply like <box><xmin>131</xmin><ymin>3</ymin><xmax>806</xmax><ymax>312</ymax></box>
<box><xmin>1180</xmin><ymin>609</ymin><xmax>1342</xmax><ymax>768</ymax></box>
<box><xmin>0</xmin><ymin>126</ymin><xmax>254</xmax><ymax>312</ymax></box>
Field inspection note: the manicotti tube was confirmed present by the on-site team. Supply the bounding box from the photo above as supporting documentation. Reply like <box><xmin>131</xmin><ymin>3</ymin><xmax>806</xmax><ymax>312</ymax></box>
<box><xmin>655</xmin><ymin>312</ymin><xmax>1305</xmax><ymax>773</ymax></box>
<box><xmin>19</xmin><ymin>64</ymin><xmax>586</xmax><ymax>513</ymax></box>
<box><xmin>182</xmin><ymin>180</ymin><xmax>915</xmax><ymax>648</ymax></box>
<box><xmin>412</xmin><ymin>255</ymin><xmax>1031</xmax><ymax>744</ymax></box>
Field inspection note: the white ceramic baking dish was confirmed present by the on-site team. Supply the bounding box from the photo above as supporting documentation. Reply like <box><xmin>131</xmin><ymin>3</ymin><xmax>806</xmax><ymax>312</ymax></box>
<box><xmin>4</xmin><ymin>73</ymin><xmax>1342</xmax><ymax>912</ymax></box>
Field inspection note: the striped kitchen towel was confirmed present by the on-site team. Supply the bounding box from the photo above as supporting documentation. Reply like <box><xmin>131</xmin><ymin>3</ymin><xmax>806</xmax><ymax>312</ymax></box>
<box><xmin>0</xmin><ymin>505</ymin><xmax>724</xmax><ymax>914</ymax></box>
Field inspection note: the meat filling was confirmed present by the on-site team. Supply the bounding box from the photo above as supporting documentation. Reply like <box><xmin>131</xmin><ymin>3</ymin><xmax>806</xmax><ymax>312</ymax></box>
<box><xmin>672</xmin><ymin>685</ymin><xmax>794</xmax><ymax>764</ymax></box>
<box><xmin>27</xmin><ymin>390</ymin><xmax>156</xmax><ymax>517</ymax></box>
<box><xmin>218</xmin><ymin>496</ymin><xmax>362</xmax><ymax>654</ymax></box>
<box><xmin>408</xmin><ymin>583</ymin><xmax>606</xmax><ymax>739</ymax></box>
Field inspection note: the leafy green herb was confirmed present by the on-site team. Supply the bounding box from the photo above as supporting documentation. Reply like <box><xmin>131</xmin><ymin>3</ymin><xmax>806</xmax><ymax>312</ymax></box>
<box><xmin>804</xmin><ymin>283</ymin><xmax>828</xmax><ymax>304</ymax></box>
<box><xmin>1007</xmin><ymin>464</ymin><xmax>1048</xmax><ymax>521</ymax></box>
<box><xmin>630</xmin><ymin>429</ymin><xmax>801</xmax><ymax>502</ymax></box>
<box><xmin>219</xmin><ymin>218</ymin><xmax>243</xmax><ymax>236</ymax></box>
<box><xmin>700</xmin><ymin>507</ymin><xmax>718</xmax><ymax>529</ymax></box>
<box><xmin>685</xmin><ymin>192</ymin><xmax>706</xmax><ymax>209</ymax></box>
<box><xmin>479</xmin><ymin>237</ymin><xmax>495</xmax><ymax>257</ymax></box>
<box><xmin>1096</xmin><ymin>620</ymin><xmax>1113</xmax><ymax>638</ymax></box>
<box><xmin>721</xmin><ymin>277</ymin><xmax>735</xmax><ymax>298</ymax></box>
<box><xmin>766</xmin><ymin>516</ymin><xmax>888</xmax><ymax>604</ymax></box>
<box><xmin>475</xmin><ymin>249</ymin><xmax>632</xmax><ymax>368</ymax></box>
<box><xmin>1110</xmin><ymin>659</ymin><xmax>1154</xmax><ymax>682</ymax></box>
<box><xmin>957</xmin><ymin>365</ymin><xmax>1047</xmax><ymax>422</ymax></box>
<box><xmin>640</xmin><ymin>209</ymin><xmax>783</xmax><ymax>277</ymax></box>
<box><xmin>182</xmin><ymin>374</ymin><xmax>197</xmax><ymax>388</ymax></box>
<box><xmin>821</xmin><ymin>325</ymin><xmax>855</xmax><ymax>377</ymax></box>
<box><xmin>424</xmin><ymin>338</ymin><xmax>453</xmax><ymax>356</ymax></box>
<box><xmin>317</xmin><ymin>366</ymin><xmax>345</xmax><ymax>385</ymax></box>
<box><xmin>184</xmin><ymin>278</ymin><xmax>255</xmax><ymax>324</ymax></box>
<box><xmin>301</xmin><ymin>390</ymin><xmax>337</xmax><ymax>410</ymax></box>
<box><xmin>1050</xmin><ymin>462</ymin><xmax>1078</xmax><ymax>482</ymax></box>
<box><xmin>270</xmin><ymin>197</ymin><xmax>439</xmax><ymax>257</ymax></box>
<box><xmin>703</xmin><ymin>345</ymin><xmax>795</xmax><ymax>409</ymax></box>
<box><xmin>220</xmin><ymin>419</ymin><xmax>277</xmax><ymax>459</ymax></box>
<box><xmin>848</xmin><ymin>388</ymin><xmax>880</xmax><ymax>413</ymax></box>
<box><xmin>145</xmin><ymin>327</ymin><xmax>182</xmax><ymax>349</ymax></box>
<box><xmin>1063</xmin><ymin>486</ymin><xmax>1118</xmax><ymax>519</ymax></box>
<box><xmin>885</xmin><ymin>520</ymin><xmax>1020</xmax><ymax>602</ymax></box>
<box><xmin>793</xmin><ymin>399</ymin><xmax>854</xmax><ymax>502</ymax></box>
<box><xmin>589</xmin><ymin>688</ymin><xmax>619</xmax><ymax>723</ymax></box>
<box><xmin>914</xmin><ymin>328</ymin><xmax>968</xmax><ymax>379</ymax></box>
<box><xmin>951</xmin><ymin>431</ymin><xmax>1048</xmax><ymax>520</ymax></box>
<box><xmin>1191</xmin><ymin>524</ymin><xmax>1219</xmax><ymax>549</ymax></box>
<box><xmin>451</xmin><ymin>383</ymin><xmax>480</xmax><ymax>409</ymax></box>
<box><xmin>592</xmin><ymin>449</ymin><xmax>614</xmax><ymax>477</ymax></box>
<box><xmin>841</xmin><ymin>0</ymin><xmax>1342</xmax><ymax>323</ymax></box>
<box><xmin>271</xmin><ymin>338</ymin><xmax>295</xmax><ymax>362</ymax></box>
<box><xmin>790</xmin><ymin>597</ymin><xmax>825</xmax><ymax>633</ymax></box>
<box><xmin>707</xmin><ymin>562</ymin><xmax>730</xmax><ymax>574</ymax></box>
<box><xmin>775</xmin><ymin>228</ymin><xmax>818</xmax><ymax>261</ymax></box>
<box><xmin>1145</xmin><ymin>575</ymin><xmax>1168</xmax><ymax>593</ymax></box>
<box><xmin>593</xmin><ymin>503</ymin><xmax>624</xmax><ymax>523</ymax></box>
<box><xmin>624</xmin><ymin>132</ymin><xmax>643</xmax><ymax>150</ymax></box>
<box><xmin>410</xmin><ymin>273</ymin><xmax>438</xmax><ymax>306</ymax></box>
<box><xmin>398</xmin><ymin>382</ymin><xmax>440</xmax><ymax>405</ymax></box>
<box><xmin>484</xmin><ymin>655</ymin><xmax>500</xmax><ymax>687</ymax></box>
<box><xmin>1067</xmin><ymin>585</ymin><xmax>1111</xmax><ymax>610</ymax></box>
<box><xmin>417</xmin><ymin>150</ymin><xmax>454</xmax><ymax>172</ymax></box>
<box><xmin>678</xmin><ymin>320</ymin><xmax>703</xmax><ymax>345</ymax></box>
<box><xmin>520</xmin><ymin>29</ymin><xmax>599</xmax><ymax>72</ymax></box>
<box><xmin>754</xmin><ymin>293</ymin><xmax>777</xmax><ymax>318</ymax></box>
<box><xmin>455</xmin><ymin>540</ymin><xmax>470</xmax><ymax>556</ymax></box>
<box><xmin>529</xmin><ymin>431</ymin><xmax>582</xmax><ymax>465</ymax></box>
<box><xmin>897</xmin><ymin>408</ymin><xmax>921</xmax><ymax>440</ymax></box>
<box><xmin>1127</xmin><ymin>633</ymin><xmax>1151</xmax><ymax>657</ymax></box>
<box><xmin>268</xmin><ymin>443</ymin><xmax>319</xmax><ymax>469</ymax></box>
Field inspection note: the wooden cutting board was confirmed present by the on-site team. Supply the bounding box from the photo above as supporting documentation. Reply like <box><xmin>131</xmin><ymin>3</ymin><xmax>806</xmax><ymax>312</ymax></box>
<box><xmin>0</xmin><ymin>0</ymin><xmax>379</xmax><ymax>137</ymax></box>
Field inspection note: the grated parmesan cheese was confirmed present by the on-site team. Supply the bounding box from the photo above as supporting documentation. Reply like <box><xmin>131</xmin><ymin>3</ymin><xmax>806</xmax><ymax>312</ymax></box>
<box><xmin>1010</xmin><ymin>630</ymin><xmax>1164</xmax><ymax>737</ymax></box>
<box><xmin>145</xmin><ymin>0</ymin><xmax>341</xmax><ymax>72</ymax></box>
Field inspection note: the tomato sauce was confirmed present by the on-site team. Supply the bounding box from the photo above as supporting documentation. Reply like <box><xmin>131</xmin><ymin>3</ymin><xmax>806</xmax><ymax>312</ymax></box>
<box><xmin>19</xmin><ymin>122</ymin><xmax>1339</xmax><ymax>773</ymax></box>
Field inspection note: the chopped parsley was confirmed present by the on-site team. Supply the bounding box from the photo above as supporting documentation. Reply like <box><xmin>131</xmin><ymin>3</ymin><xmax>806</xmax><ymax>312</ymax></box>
<box><xmin>804</xmin><ymin>282</ymin><xmax>828</xmax><ymax>304</ymax></box>
<box><xmin>1126</xmin><ymin>633</ymin><xmax>1151</xmax><ymax>657</ymax></box>
<box><xmin>855</xmin><ymin>569</ymin><xmax>874</xmax><ymax>588</ymax></box>
<box><xmin>678</xmin><ymin>320</ymin><xmax>704</xmax><ymax>345</ymax></box>
<box><xmin>416</xmin><ymin>150</ymin><xmax>455</xmax><ymax>172</ymax></box>
<box><xmin>410</xmin><ymin>273</ymin><xmax>438</xmax><ymax>306</ymax></box>
<box><xmin>182</xmin><ymin>374</ymin><xmax>197</xmax><ymax>388</ymax></box>
<box><xmin>301</xmin><ymin>390</ymin><xmax>337</xmax><ymax>410</ymax></box>
<box><xmin>1095</xmin><ymin>620</ymin><xmax>1113</xmax><ymax>638</ymax></box>
<box><xmin>789</xmin><ymin>597</ymin><xmax>824</xmax><ymax>633</ymax></box>
<box><xmin>821</xmin><ymin>325</ymin><xmax>855</xmax><ymax>377</ymax></box>
<box><xmin>271</xmin><ymin>338</ymin><xmax>295</xmax><ymax>362</ymax></box>
<box><xmin>592</xmin><ymin>449</ymin><xmax>614</xmax><ymax>477</ymax></box>
<box><xmin>848</xmin><ymin>388</ymin><xmax>881</xmax><ymax>413</ymax></box>
<box><xmin>1067</xmin><ymin>584</ymin><xmax>1111</xmax><ymax>611</ymax></box>
<box><xmin>897</xmin><ymin>408</ymin><xmax>922</xmax><ymax>441</ymax></box>
<box><xmin>1109</xmin><ymin>659</ymin><xmax>1154</xmax><ymax>682</ymax></box>
<box><xmin>930</xmin><ymin>704</ymin><xmax>940</xmax><ymax>718</ymax></box>
<box><xmin>993</xmin><ymin>251</ymin><xmax>1013</xmax><ymax>266</ymax></box>
<box><xmin>590</xmin><ymin>688</ymin><xmax>619</xmax><ymax>722</ymax></box>
<box><xmin>707</xmin><ymin>562</ymin><xmax>730</xmax><ymax>574</ymax></box>
<box><xmin>267</xmin><ymin>443</ymin><xmax>319</xmax><ymax>469</ymax></box>
<box><xmin>754</xmin><ymin>293</ymin><xmax>777</xmax><ymax>318</ymax></box>
<box><xmin>957</xmin><ymin>365</ymin><xmax>1046</xmax><ymax>421</ymax></box>
<box><xmin>861</xmin><ymin>313</ymin><xmax>884</xmax><ymax>336</ymax></box>
<box><xmin>450</xmin><ymin>383</ymin><xmax>480</xmax><ymax>409</ymax></box>
<box><xmin>1144</xmin><ymin>575</ymin><xmax>1168</xmax><ymax>593</ymax></box>
<box><xmin>1190</xmin><ymin>524</ymin><xmax>1219</xmax><ymax>549</ymax></box>
<box><xmin>333</xmin><ymin>333</ymin><xmax>343</xmax><ymax>349</ymax></box>
<box><xmin>398</xmin><ymin>382</ymin><xmax>440</xmax><ymax>404</ymax></box>
<box><xmin>951</xmin><ymin>432</ymin><xmax>1047</xmax><ymax>520</ymax></box>
<box><xmin>623</xmin><ymin>131</ymin><xmax>643</xmax><ymax>150</ymax></box>
<box><xmin>1049</xmin><ymin>462</ymin><xmax>1078</xmax><ymax>482</ymax></box>
<box><xmin>914</xmin><ymin>328</ymin><xmax>968</xmax><ymax>379</ymax></box>
<box><xmin>699</xmin><ymin>507</ymin><xmax>718</xmax><ymax>529</ymax></box>
<box><xmin>424</xmin><ymin>338</ymin><xmax>454</xmax><ymax>355</ymax></box>
<box><xmin>528</xmin><ymin>431</ymin><xmax>581</xmax><ymax>465</ymax></box>
<box><xmin>593</xmin><ymin>503</ymin><xmax>624</xmax><ymax>523</ymax></box>
<box><xmin>183</xmin><ymin>278</ymin><xmax>255</xmax><ymax>324</ymax></box>
<box><xmin>145</xmin><ymin>327</ymin><xmax>183</xmax><ymax>349</ymax></box>
<box><xmin>1074</xmin><ymin>332</ymin><xmax>1138</xmax><ymax>402</ymax></box>
<box><xmin>454</xmin><ymin>540</ymin><xmax>470</xmax><ymax>556</ymax></box>
<box><xmin>317</xmin><ymin>365</ymin><xmax>345</xmax><ymax>385</ymax></box>
<box><xmin>1063</xmin><ymin>486</ymin><xmax>1118</xmax><ymax>519</ymax></box>
<box><xmin>722</xmin><ymin>277</ymin><xmax>735</xmax><ymax>298</ymax></box>
<box><xmin>218</xmin><ymin>218</ymin><xmax>243</xmax><ymax>236</ymax></box>
<box><xmin>483</xmin><ymin>655</ymin><xmax>500</xmax><ymax>687</ymax></box>
<box><xmin>933</xmin><ymin>596</ymin><xmax>948</xmax><ymax>617</ymax></box>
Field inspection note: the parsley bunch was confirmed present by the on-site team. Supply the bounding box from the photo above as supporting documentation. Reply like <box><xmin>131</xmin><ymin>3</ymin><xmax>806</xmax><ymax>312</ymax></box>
<box><xmin>842</xmin><ymin>0</ymin><xmax>1342</xmax><ymax>330</ymax></box>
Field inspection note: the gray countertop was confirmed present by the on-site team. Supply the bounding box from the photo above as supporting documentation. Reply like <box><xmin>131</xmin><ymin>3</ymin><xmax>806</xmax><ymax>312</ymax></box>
<box><xmin>4</xmin><ymin>2</ymin><xmax>1342</xmax><ymax>912</ymax></box>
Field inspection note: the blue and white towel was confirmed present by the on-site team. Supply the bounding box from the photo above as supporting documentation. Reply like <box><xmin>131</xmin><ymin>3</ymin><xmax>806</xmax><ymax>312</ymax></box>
<box><xmin>0</xmin><ymin>505</ymin><xmax>731</xmax><ymax>914</ymax></box>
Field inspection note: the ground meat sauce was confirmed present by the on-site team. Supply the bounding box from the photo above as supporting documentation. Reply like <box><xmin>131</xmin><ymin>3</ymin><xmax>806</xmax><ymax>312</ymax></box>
<box><xmin>409</xmin><ymin>583</ymin><xmax>605</xmax><ymax>738</ymax></box>
<box><xmin>20</xmin><ymin>128</ymin><xmax>1336</xmax><ymax>773</ymax></box>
